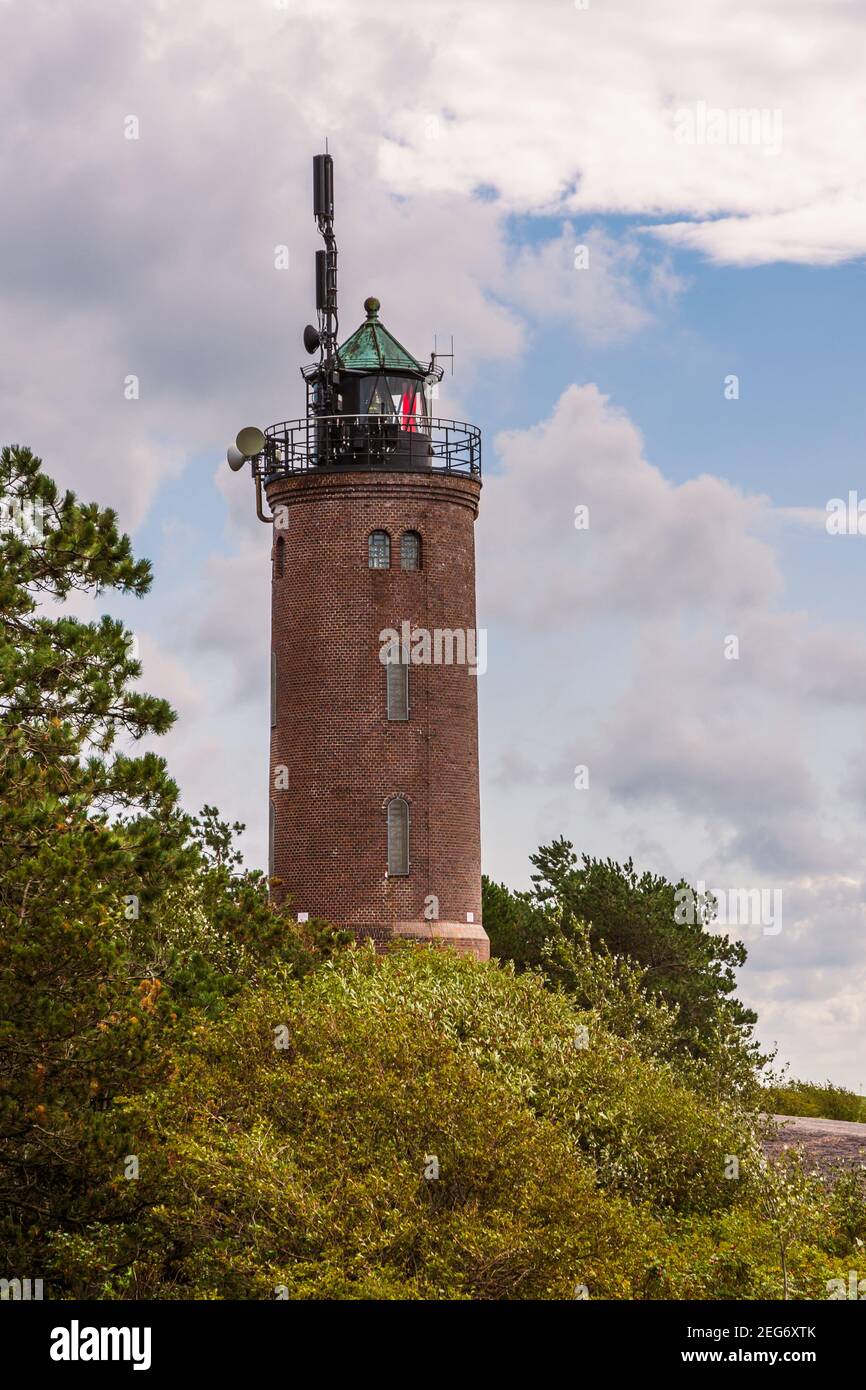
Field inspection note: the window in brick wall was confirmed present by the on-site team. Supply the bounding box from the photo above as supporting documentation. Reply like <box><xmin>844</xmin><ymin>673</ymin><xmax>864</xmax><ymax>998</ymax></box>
<box><xmin>400</xmin><ymin>531</ymin><xmax>422</xmax><ymax>570</ymax></box>
<box><xmin>274</xmin><ymin>535</ymin><xmax>284</xmax><ymax>578</ymax></box>
<box><xmin>387</xmin><ymin>797</ymin><xmax>409</xmax><ymax>875</ymax></box>
<box><xmin>270</xmin><ymin>651</ymin><xmax>277</xmax><ymax>729</ymax></box>
<box><xmin>268</xmin><ymin>800</ymin><xmax>276</xmax><ymax>880</ymax></box>
<box><xmin>386</xmin><ymin>653</ymin><xmax>409</xmax><ymax>720</ymax></box>
<box><xmin>368</xmin><ymin>530</ymin><xmax>391</xmax><ymax>569</ymax></box>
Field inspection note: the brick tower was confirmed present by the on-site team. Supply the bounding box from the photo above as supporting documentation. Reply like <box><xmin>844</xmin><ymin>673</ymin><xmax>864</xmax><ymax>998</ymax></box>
<box><xmin>228</xmin><ymin>155</ymin><xmax>488</xmax><ymax>960</ymax></box>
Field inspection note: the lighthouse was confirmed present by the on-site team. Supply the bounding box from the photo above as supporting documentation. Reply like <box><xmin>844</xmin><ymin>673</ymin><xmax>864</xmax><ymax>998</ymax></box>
<box><xmin>228</xmin><ymin>154</ymin><xmax>488</xmax><ymax>960</ymax></box>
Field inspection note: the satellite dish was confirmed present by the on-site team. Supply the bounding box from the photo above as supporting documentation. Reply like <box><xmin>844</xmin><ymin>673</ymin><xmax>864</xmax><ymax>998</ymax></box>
<box><xmin>303</xmin><ymin>323</ymin><xmax>321</xmax><ymax>354</ymax></box>
<box><xmin>227</xmin><ymin>444</ymin><xmax>245</xmax><ymax>471</ymax></box>
<box><xmin>236</xmin><ymin>426</ymin><xmax>266</xmax><ymax>458</ymax></box>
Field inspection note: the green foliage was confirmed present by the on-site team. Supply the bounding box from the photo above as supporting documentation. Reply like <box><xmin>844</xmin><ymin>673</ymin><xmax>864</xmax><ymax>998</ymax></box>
<box><xmin>479</xmin><ymin>874</ymin><xmax>544</xmax><ymax>964</ymax></box>
<box><xmin>539</xmin><ymin>923</ymin><xmax>680</xmax><ymax>1061</ymax></box>
<box><xmin>37</xmin><ymin>949</ymin><xmax>866</xmax><ymax>1302</ymax></box>
<box><xmin>824</xmin><ymin>1167</ymin><xmax>866</xmax><ymax>1250</ymax></box>
<box><xmin>0</xmin><ymin>445</ymin><xmax>191</xmax><ymax>1254</ymax></box>
<box><xmin>41</xmin><ymin>949</ymin><xmax>732</xmax><ymax>1298</ymax></box>
<box><xmin>3</xmin><ymin>444</ymin><xmax>863</xmax><ymax>1304</ymax></box>
<box><xmin>484</xmin><ymin>839</ymin><xmax>770</xmax><ymax>1100</ymax></box>
<box><xmin>0</xmin><ymin>446</ymin><xmax>347</xmax><ymax>1270</ymax></box>
<box><xmin>141</xmin><ymin>806</ymin><xmax>352</xmax><ymax>1017</ymax></box>
<box><xmin>764</xmin><ymin>1078</ymin><xmax>866</xmax><ymax>1123</ymax></box>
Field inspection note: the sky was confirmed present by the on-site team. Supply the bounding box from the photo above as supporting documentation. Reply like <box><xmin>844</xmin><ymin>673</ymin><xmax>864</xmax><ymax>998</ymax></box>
<box><xmin>2</xmin><ymin>0</ymin><xmax>866</xmax><ymax>1088</ymax></box>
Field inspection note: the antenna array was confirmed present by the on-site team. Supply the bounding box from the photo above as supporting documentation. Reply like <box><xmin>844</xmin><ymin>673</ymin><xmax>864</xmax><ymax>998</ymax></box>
<box><xmin>312</xmin><ymin>152</ymin><xmax>339</xmax><ymax>412</ymax></box>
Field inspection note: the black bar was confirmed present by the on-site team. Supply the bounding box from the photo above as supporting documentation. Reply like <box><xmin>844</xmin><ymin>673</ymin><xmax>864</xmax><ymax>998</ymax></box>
<box><xmin>315</xmin><ymin>250</ymin><xmax>327</xmax><ymax>312</ymax></box>
<box><xmin>2</xmin><ymin>1297</ymin><xmax>860</xmax><ymax>1376</ymax></box>
<box><xmin>312</xmin><ymin>153</ymin><xmax>333</xmax><ymax>221</ymax></box>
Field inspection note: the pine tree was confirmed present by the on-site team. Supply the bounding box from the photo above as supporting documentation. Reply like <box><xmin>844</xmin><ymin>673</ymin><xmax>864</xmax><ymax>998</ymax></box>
<box><xmin>0</xmin><ymin>444</ymin><xmax>192</xmax><ymax>1259</ymax></box>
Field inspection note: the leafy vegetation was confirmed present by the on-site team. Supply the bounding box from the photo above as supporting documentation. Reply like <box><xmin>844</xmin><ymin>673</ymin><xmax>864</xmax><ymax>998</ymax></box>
<box><xmin>0</xmin><ymin>445</ymin><xmax>347</xmax><ymax>1273</ymax></box>
<box><xmin>483</xmin><ymin>844</ymin><xmax>770</xmax><ymax>1103</ymax></box>
<box><xmin>35</xmin><ymin>950</ymin><xmax>866</xmax><ymax>1301</ymax></box>
<box><xmin>1</xmin><ymin>444</ymin><xmax>863</xmax><ymax>1301</ymax></box>
<box><xmin>764</xmin><ymin>1079</ymin><xmax>866</xmax><ymax>1123</ymax></box>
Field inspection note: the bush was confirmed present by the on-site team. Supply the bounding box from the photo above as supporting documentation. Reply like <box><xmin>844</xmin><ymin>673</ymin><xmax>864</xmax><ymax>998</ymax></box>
<box><xmin>484</xmin><ymin>842</ymin><xmax>770</xmax><ymax>1102</ymax></box>
<box><xmin>764</xmin><ymin>1079</ymin><xmax>865</xmax><ymax>1123</ymax></box>
<box><xmin>45</xmin><ymin>947</ymin><xmax>766</xmax><ymax>1300</ymax></box>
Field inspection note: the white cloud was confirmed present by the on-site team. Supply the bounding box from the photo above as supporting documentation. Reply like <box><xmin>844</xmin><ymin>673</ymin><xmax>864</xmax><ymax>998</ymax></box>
<box><xmin>479</xmin><ymin>383</ymin><xmax>781</xmax><ymax>628</ymax></box>
<box><xmin>376</xmin><ymin>0</ymin><xmax>866</xmax><ymax>265</ymax></box>
<box><xmin>647</xmin><ymin>196</ymin><xmax>866</xmax><ymax>268</ymax></box>
<box><xmin>8</xmin><ymin>0</ymin><xmax>862</xmax><ymax>528</ymax></box>
<box><xmin>493</xmin><ymin>225</ymin><xmax>681</xmax><ymax>345</ymax></box>
<box><xmin>477</xmin><ymin>383</ymin><xmax>866</xmax><ymax>1087</ymax></box>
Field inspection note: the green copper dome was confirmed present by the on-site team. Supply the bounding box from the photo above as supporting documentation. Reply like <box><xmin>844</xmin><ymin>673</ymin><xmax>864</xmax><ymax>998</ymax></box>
<box><xmin>337</xmin><ymin>298</ymin><xmax>425</xmax><ymax>374</ymax></box>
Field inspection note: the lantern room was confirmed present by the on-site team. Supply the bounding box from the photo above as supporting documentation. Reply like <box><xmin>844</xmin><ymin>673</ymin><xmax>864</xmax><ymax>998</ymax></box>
<box><xmin>311</xmin><ymin>296</ymin><xmax>435</xmax><ymax>424</ymax></box>
<box><xmin>300</xmin><ymin>296</ymin><xmax>442</xmax><ymax>470</ymax></box>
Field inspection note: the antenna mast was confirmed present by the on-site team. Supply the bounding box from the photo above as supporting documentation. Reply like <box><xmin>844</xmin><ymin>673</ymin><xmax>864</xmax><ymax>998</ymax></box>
<box><xmin>313</xmin><ymin>152</ymin><xmax>338</xmax><ymax>413</ymax></box>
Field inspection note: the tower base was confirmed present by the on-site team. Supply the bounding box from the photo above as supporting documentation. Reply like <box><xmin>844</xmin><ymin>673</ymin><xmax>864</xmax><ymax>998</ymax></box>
<box><xmin>354</xmin><ymin>921</ymin><xmax>489</xmax><ymax>962</ymax></box>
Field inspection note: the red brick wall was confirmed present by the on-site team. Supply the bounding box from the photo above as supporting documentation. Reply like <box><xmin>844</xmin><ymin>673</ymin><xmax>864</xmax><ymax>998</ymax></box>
<box><xmin>265</xmin><ymin>469</ymin><xmax>488</xmax><ymax>960</ymax></box>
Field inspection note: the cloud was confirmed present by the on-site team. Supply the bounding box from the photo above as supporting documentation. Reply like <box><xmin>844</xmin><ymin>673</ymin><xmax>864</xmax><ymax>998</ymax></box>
<box><xmin>7</xmin><ymin>0</ymin><xmax>863</xmax><ymax>531</ymax></box>
<box><xmin>647</xmin><ymin>196</ymin><xmax>866</xmax><ymax>268</ymax></box>
<box><xmin>376</xmin><ymin>0</ymin><xmax>866</xmax><ymax>266</ymax></box>
<box><xmin>0</xmin><ymin>2</ymin><xmax>529</xmax><ymax>522</ymax></box>
<box><xmin>475</xmin><ymin>380</ymin><xmax>866</xmax><ymax>1089</ymax></box>
<box><xmin>181</xmin><ymin>543</ymin><xmax>271</xmax><ymax>706</ymax></box>
<box><xmin>478</xmin><ymin>383</ymin><xmax>781</xmax><ymax>628</ymax></box>
<box><xmin>493</xmin><ymin>225</ymin><xmax>685</xmax><ymax>345</ymax></box>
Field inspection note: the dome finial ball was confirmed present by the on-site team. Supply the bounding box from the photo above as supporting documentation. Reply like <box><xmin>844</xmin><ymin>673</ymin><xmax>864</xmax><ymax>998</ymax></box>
<box><xmin>364</xmin><ymin>296</ymin><xmax>380</xmax><ymax>319</ymax></box>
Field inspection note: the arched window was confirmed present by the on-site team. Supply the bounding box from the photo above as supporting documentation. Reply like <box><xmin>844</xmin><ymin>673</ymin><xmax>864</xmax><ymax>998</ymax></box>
<box><xmin>273</xmin><ymin>535</ymin><xmax>284</xmax><ymax>579</ymax></box>
<box><xmin>400</xmin><ymin>531</ymin><xmax>421</xmax><ymax>570</ymax></box>
<box><xmin>386</xmin><ymin>654</ymin><xmax>409</xmax><ymax>721</ymax></box>
<box><xmin>387</xmin><ymin>797</ymin><xmax>409</xmax><ymax>876</ymax></box>
<box><xmin>368</xmin><ymin>530</ymin><xmax>390</xmax><ymax>569</ymax></box>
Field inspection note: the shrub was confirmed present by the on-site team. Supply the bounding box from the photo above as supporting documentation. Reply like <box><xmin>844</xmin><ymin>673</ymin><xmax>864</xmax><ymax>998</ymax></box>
<box><xmin>46</xmin><ymin>948</ymin><xmax>761</xmax><ymax>1299</ymax></box>
<box><xmin>764</xmin><ymin>1079</ymin><xmax>865</xmax><ymax>1123</ymax></box>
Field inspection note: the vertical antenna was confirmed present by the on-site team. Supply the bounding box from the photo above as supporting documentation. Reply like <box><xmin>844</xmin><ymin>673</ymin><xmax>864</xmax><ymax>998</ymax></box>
<box><xmin>431</xmin><ymin>333</ymin><xmax>455</xmax><ymax>375</ymax></box>
<box><xmin>312</xmin><ymin>152</ymin><xmax>338</xmax><ymax>412</ymax></box>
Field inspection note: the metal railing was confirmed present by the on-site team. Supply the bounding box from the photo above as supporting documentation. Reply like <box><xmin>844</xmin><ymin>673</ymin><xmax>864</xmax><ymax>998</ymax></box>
<box><xmin>252</xmin><ymin>415</ymin><xmax>481</xmax><ymax>480</ymax></box>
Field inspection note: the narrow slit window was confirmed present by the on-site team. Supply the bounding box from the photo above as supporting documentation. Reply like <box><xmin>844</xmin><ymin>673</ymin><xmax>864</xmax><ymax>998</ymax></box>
<box><xmin>400</xmin><ymin>531</ymin><xmax>421</xmax><ymax>570</ymax></box>
<box><xmin>368</xmin><ymin>530</ymin><xmax>390</xmax><ymax>569</ymax></box>
<box><xmin>387</xmin><ymin>797</ymin><xmax>409</xmax><ymax>876</ymax></box>
<box><xmin>386</xmin><ymin>655</ymin><xmax>409</xmax><ymax>721</ymax></box>
<box><xmin>274</xmin><ymin>536</ymin><xmax>284</xmax><ymax>579</ymax></box>
<box><xmin>270</xmin><ymin>651</ymin><xmax>277</xmax><ymax>728</ymax></box>
<box><xmin>268</xmin><ymin>800</ymin><xmax>276</xmax><ymax>880</ymax></box>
